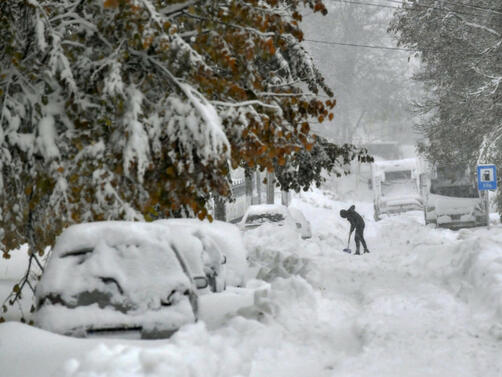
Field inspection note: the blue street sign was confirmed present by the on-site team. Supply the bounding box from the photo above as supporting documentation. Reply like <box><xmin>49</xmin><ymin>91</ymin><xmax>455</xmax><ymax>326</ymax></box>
<box><xmin>477</xmin><ymin>164</ymin><xmax>497</xmax><ymax>190</ymax></box>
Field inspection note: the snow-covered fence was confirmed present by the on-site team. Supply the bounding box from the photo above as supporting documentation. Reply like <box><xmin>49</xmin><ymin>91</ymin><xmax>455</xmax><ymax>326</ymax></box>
<box><xmin>226</xmin><ymin>181</ymin><xmax>249</xmax><ymax>223</ymax></box>
<box><xmin>216</xmin><ymin>169</ymin><xmax>289</xmax><ymax>223</ymax></box>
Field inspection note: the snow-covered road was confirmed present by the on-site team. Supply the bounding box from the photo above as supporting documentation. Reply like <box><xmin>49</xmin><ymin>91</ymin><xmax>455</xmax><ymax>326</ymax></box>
<box><xmin>306</xmin><ymin>219</ymin><xmax>502</xmax><ymax>376</ymax></box>
<box><xmin>242</xmin><ymin>190</ymin><xmax>502</xmax><ymax>376</ymax></box>
<box><xmin>1</xmin><ymin>189</ymin><xmax>501</xmax><ymax>377</ymax></box>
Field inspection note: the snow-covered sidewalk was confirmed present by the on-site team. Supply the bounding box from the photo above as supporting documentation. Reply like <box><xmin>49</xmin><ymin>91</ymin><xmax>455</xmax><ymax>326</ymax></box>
<box><xmin>1</xmin><ymin>189</ymin><xmax>501</xmax><ymax>377</ymax></box>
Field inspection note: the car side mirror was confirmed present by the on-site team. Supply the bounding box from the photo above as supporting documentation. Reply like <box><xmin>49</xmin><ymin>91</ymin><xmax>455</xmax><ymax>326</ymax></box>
<box><xmin>296</xmin><ymin>222</ymin><xmax>301</xmax><ymax>229</ymax></box>
<box><xmin>221</xmin><ymin>255</ymin><xmax>227</xmax><ymax>265</ymax></box>
<box><xmin>193</xmin><ymin>276</ymin><xmax>208</xmax><ymax>289</ymax></box>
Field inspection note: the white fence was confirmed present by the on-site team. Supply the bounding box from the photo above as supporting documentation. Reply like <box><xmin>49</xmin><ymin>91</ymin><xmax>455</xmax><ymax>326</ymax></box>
<box><xmin>223</xmin><ymin>169</ymin><xmax>288</xmax><ymax>223</ymax></box>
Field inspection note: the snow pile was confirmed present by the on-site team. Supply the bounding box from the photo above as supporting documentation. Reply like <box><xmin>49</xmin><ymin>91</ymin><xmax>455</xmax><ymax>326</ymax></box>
<box><xmin>375</xmin><ymin>214</ymin><xmax>502</xmax><ymax>336</ymax></box>
<box><xmin>453</xmin><ymin>234</ymin><xmax>502</xmax><ymax>330</ymax></box>
<box><xmin>412</xmin><ymin>227</ymin><xmax>502</xmax><ymax>335</ymax></box>
<box><xmin>53</xmin><ymin>275</ymin><xmax>355</xmax><ymax>377</ymax></box>
<box><xmin>244</xmin><ymin>222</ymin><xmax>310</xmax><ymax>282</ymax></box>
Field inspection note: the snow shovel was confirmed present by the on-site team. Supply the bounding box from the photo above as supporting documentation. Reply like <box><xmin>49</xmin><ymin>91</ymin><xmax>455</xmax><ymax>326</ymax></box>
<box><xmin>342</xmin><ymin>233</ymin><xmax>352</xmax><ymax>254</ymax></box>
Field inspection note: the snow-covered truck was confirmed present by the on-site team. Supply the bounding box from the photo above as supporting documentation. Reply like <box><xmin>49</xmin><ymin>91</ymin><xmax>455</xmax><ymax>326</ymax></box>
<box><xmin>420</xmin><ymin>164</ymin><xmax>488</xmax><ymax>228</ymax></box>
<box><xmin>372</xmin><ymin>158</ymin><xmax>423</xmax><ymax>221</ymax></box>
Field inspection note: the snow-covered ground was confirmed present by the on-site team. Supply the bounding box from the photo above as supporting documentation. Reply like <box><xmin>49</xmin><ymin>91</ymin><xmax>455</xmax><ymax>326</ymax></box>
<box><xmin>1</xmin><ymin>188</ymin><xmax>502</xmax><ymax>377</ymax></box>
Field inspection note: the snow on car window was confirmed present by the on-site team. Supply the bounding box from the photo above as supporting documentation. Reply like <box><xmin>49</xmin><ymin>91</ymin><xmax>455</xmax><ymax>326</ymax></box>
<box><xmin>246</xmin><ymin>213</ymin><xmax>285</xmax><ymax>224</ymax></box>
<box><xmin>430</xmin><ymin>182</ymin><xmax>479</xmax><ymax>198</ymax></box>
<box><xmin>60</xmin><ymin>248</ymin><xmax>94</xmax><ymax>258</ymax></box>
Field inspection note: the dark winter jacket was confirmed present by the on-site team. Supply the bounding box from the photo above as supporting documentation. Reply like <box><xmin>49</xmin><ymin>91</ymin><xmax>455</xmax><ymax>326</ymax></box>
<box><xmin>345</xmin><ymin>205</ymin><xmax>365</xmax><ymax>233</ymax></box>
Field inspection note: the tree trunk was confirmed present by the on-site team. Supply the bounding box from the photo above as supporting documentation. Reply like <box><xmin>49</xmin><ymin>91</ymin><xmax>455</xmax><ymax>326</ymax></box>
<box><xmin>266</xmin><ymin>172</ymin><xmax>275</xmax><ymax>204</ymax></box>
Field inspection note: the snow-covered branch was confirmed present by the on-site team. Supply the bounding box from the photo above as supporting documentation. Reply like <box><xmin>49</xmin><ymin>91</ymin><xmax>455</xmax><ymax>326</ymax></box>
<box><xmin>211</xmin><ymin>100</ymin><xmax>281</xmax><ymax>111</ymax></box>
<box><xmin>180</xmin><ymin>11</ymin><xmax>276</xmax><ymax>38</ymax></box>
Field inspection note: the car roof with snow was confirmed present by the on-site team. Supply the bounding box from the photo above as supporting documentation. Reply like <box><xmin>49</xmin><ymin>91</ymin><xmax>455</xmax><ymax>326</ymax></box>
<box><xmin>243</xmin><ymin>204</ymin><xmax>290</xmax><ymax>217</ymax></box>
<box><xmin>372</xmin><ymin>158</ymin><xmax>419</xmax><ymax>177</ymax></box>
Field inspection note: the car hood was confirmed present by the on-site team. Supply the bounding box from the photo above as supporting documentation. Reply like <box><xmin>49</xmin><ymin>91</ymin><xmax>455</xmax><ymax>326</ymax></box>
<box><xmin>429</xmin><ymin>195</ymin><xmax>483</xmax><ymax>215</ymax></box>
<box><xmin>35</xmin><ymin>298</ymin><xmax>195</xmax><ymax>338</ymax></box>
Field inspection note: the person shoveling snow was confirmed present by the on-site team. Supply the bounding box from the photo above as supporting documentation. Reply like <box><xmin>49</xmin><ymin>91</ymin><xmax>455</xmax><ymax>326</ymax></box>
<box><xmin>340</xmin><ymin>205</ymin><xmax>370</xmax><ymax>255</ymax></box>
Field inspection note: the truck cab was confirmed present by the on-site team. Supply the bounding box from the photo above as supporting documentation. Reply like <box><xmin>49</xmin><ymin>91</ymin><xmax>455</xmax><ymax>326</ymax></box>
<box><xmin>372</xmin><ymin>158</ymin><xmax>423</xmax><ymax>221</ymax></box>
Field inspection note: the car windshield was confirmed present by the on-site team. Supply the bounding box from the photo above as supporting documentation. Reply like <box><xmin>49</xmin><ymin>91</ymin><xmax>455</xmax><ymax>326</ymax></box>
<box><xmin>60</xmin><ymin>248</ymin><xmax>94</xmax><ymax>258</ymax></box>
<box><xmin>385</xmin><ymin>170</ymin><xmax>411</xmax><ymax>181</ymax></box>
<box><xmin>430</xmin><ymin>165</ymin><xmax>478</xmax><ymax>198</ymax></box>
<box><xmin>430</xmin><ymin>182</ymin><xmax>479</xmax><ymax>198</ymax></box>
<box><xmin>246</xmin><ymin>213</ymin><xmax>285</xmax><ymax>224</ymax></box>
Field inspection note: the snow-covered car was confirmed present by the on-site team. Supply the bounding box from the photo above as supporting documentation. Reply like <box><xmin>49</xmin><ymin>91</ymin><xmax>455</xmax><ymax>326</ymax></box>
<box><xmin>239</xmin><ymin>204</ymin><xmax>306</xmax><ymax>236</ymax></box>
<box><xmin>157</xmin><ymin>219</ymin><xmax>229</xmax><ymax>291</ymax></box>
<box><xmin>34</xmin><ymin>221</ymin><xmax>209</xmax><ymax>339</ymax></box>
<box><xmin>285</xmin><ymin>207</ymin><xmax>312</xmax><ymax>239</ymax></box>
<box><xmin>155</xmin><ymin>218</ymin><xmax>249</xmax><ymax>288</ymax></box>
<box><xmin>421</xmin><ymin>164</ymin><xmax>488</xmax><ymax>228</ymax></box>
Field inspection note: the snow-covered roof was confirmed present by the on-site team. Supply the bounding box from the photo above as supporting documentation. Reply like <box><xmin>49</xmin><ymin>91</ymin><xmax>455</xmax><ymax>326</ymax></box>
<box><xmin>372</xmin><ymin>158</ymin><xmax>419</xmax><ymax>176</ymax></box>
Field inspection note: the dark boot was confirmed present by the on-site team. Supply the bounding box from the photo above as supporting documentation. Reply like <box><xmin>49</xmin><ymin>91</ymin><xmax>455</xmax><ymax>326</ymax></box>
<box><xmin>355</xmin><ymin>250</ymin><xmax>361</xmax><ymax>255</ymax></box>
<box><xmin>364</xmin><ymin>249</ymin><xmax>370</xmax><ymax>254</ymax></box>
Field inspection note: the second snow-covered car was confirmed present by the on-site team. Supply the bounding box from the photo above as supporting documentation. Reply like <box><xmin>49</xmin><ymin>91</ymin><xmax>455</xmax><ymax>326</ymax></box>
<box><xmin>156</xmin><ymin>218</ymin><xmax>249</xmax><ymax>288</ymax></box>
<box><xmin>34</xmin><ymin>221</ymin><xmax>208</xmax><ymax>339</ymax></box>
<box><xmin>239</xmin><ymin>204</ymin><xmax>311</xmax><ymax>238</ymax></box>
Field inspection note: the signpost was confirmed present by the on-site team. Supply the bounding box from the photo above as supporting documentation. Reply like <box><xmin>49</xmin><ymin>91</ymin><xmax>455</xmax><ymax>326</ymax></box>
<box><xmin>477</xmin><ymin>164</ymin><xmax>497</xmax><ymax>228</ymax></box>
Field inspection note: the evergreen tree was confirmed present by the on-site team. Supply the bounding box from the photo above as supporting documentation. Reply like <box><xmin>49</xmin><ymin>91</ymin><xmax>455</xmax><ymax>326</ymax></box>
<box><xmin>390</xmin><ymin>0</ymin><xmax>502</xmax><ymax>210</ymax></box>
<box><xmin>390</xmin><ymin>0</ymin><xmax>501</xmax><ymax>163</ymax></box>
